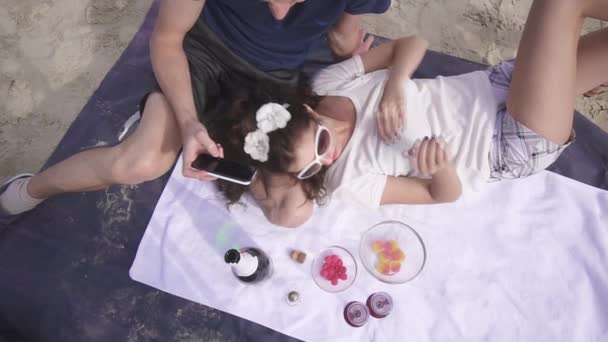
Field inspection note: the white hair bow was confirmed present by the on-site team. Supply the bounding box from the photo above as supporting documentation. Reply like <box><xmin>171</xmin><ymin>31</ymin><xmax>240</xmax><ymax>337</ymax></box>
<box><xmin>244</xmin><ymin>103</ymin><xmax>292</xmax><ymax>162</ymax></box>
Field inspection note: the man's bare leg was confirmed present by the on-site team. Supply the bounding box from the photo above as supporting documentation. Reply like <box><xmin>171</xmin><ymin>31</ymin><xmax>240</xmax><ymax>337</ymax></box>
<box><xmin>1</xmin><ymin>93</ymin><xmax>181</xmax><ymax>215</ymax></box>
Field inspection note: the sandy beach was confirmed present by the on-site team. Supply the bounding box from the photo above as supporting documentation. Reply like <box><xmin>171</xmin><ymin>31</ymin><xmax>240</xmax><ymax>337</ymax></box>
<box><xmin>1</xmin><ymin>0</ymin><xmax>606</xmax><ymax>179</ymax></box>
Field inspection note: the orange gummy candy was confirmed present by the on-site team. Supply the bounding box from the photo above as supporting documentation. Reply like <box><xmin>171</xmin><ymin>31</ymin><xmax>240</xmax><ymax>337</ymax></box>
<box><xmin>372</xmin><ymin>241</ymin><xmax>384</xmax><ymax>253</ymax></box>
<box><xmin>389</xmin><ymin>240</ymin><xmax>400</xmax><ymax>251</ymax></box>
<box><xmin>395</xmin><ymin>249</ymin><xmax>406</xmax><ymax>262</ymax></box>
<box><xmin>372</xmin><ymin>239</ymin><xmax>406</xmax><ymax>275</ymax></box>
<box><xmin>376</xmin><ymin>261</ymin><xmax>390</xmax><ymax>274</ymax></box>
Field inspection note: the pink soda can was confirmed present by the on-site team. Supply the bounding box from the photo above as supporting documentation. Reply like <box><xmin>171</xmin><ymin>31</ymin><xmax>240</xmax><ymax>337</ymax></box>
<box><xmin>366</xmin><ymin>292</ymin><xmax>393</xmax><ymax>318</ymax></box>
<box><xmin>344</xmin><ymin>301</ymin><xmax>370</xmax><ymax>327</ymax></box>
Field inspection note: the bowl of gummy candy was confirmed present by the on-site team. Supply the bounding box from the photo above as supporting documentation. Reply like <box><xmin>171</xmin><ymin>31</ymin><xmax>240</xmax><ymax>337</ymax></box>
<box><xmin>311</xmin><ymin>246</ymin><xmax>357</xmax><ymax>292</ymax></box>
<box><xmin>359</xmin><ymin>220</ymin><xmax>426</xmax><ymax>284</ymax></box>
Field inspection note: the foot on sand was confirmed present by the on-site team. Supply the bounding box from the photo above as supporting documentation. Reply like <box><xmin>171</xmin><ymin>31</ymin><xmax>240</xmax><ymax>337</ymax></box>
<box><xmin>0</xmin><ymin>174</ymin><xmax>45</xmax><ymax>222</ymax></box>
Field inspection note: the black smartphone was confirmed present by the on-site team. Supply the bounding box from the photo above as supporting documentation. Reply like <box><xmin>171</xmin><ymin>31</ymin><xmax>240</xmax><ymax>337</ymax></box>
<box><xmin>191</xmin><ymin>154</ymin><xmax>257</xmax><ymax>185</ymax></box>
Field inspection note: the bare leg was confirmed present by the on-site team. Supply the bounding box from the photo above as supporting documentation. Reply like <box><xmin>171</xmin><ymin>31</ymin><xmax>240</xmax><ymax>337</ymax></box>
<box><xmin>28</xmin><ymin>93</ymin><xmax>182</xmax><ymax>198</ymax></box>
<box><xmin>576</xmin><ymin>27</ymin><xmax>608</xmax><ymax>95</ymax></box>
<box><xmin>507</xmin><ymin>0</ymin><xmax>608</xmax><ymax>144</ymax></box>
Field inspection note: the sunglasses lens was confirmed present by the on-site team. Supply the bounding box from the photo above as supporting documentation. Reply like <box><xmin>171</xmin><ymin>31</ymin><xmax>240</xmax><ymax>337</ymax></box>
<box><xmin>317</xmin><ymin>128</ymin><xmax>331</xmax><ymax>156</ymax></box>
<box><xmin>299</xmin><ymin>162</ymin><xmax>322</xmax><ymax>179</ymax></box>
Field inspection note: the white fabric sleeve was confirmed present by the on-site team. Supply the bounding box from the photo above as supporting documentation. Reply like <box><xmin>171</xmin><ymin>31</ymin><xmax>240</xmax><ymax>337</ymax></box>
<box><xmin>311</xmin><ymin>55</ymin><xmax>366</xmax><ymax>95</ymax></box>
<box><xmin>331</xmin><ymin>173</ymin><xmax>387</xmax><ymax>209</ymax></box>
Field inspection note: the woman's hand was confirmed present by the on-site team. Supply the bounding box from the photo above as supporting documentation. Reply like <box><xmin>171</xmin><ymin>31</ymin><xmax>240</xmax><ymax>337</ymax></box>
<box><xmin>404</xmin><ymin>136</ymin><xmax>462</xmax><ymax>202</ymax></box>
<box><xmin>376</xmin><ymin>78</ymin><xmax>407</xmax><ymax>143</ymax></box>
<box><xmin>406</xmin><ymin>136</ymin><xmax>449</xmax><ymax>177</ymax></box>
<box><xmin>380</xmin><ymin>136</ymin><xmax>461</xmax><ymax>205</ymax></box>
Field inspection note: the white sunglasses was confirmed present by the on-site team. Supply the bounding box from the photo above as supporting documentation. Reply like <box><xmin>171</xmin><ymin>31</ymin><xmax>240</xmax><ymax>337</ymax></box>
<box><xmin>296</xmin><ymin>123</ymin><xmax>332</xmax><ymax>180</ymax></box>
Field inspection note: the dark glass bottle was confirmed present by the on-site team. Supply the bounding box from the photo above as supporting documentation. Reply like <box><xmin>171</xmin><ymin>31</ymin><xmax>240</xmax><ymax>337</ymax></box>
<box><xmin>224</xmin><ymin>248</ymin><xmax>272</xmax><ymax>283</ymax></box>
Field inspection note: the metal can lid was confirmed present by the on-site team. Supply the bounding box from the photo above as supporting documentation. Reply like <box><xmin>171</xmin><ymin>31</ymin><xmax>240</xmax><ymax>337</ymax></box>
<box><xmin>367</xmin><ymin>292</ymin><xmax>393</xmax><ymax>317</ymax></box>
<box><xmin>344</xmin><ymin>301</ymin><xmax>370</xmax><ymax>327</ymax></box>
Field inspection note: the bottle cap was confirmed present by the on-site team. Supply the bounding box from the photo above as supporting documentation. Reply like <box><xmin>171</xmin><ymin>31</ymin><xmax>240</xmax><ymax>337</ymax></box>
<box><xmin>287</xmin><ymin>291</ymin><xmax>300</xmax><ymax>305</ymax></box>
<box><xmin>290</xmin><ymin>249</ymin><xmax>307</xmax><ymax>264</ymax></box>
<box><xmin>224</xmin><ymin>249</ymin><xmax>241</xmax><ymax>264</ymax></box>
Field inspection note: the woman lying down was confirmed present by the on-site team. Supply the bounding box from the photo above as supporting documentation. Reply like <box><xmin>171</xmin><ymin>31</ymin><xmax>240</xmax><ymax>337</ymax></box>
<box><xmin>210</xmin><ymin>0</ymin><xmax>608</xmax><ymax>228</ymax></box>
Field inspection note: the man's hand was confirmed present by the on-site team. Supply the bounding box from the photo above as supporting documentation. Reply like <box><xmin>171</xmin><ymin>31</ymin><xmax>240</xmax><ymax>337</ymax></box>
<box><xmin>328</xmin><ymin>28</ymin><xmax>375</xmax><ymax>59</ymax></box>
<box><xmin>180</xmin><ymin>120</ymin><xmax>224</xmax><ymax>180</ymax></box>
<box><xmin>328</xmin><ymin>11</ymin><xmax>375</xmax><ymax>59</ymax></box>
<box><xmin>376</xmin><ymin>78</ymin><xmax>407</xmax><ymax>143</ymax></box>
<box><xmin>353</xmin><ymin>30</ymin><xmax>375</xmax><ymax>56</ymax></box>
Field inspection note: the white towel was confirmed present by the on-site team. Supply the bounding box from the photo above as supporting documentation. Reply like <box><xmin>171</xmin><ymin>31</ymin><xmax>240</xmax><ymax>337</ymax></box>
<box><xmin>130</xmin><ymin>156</ymin><xmax>608</xmax><ymax>342</ymax></box>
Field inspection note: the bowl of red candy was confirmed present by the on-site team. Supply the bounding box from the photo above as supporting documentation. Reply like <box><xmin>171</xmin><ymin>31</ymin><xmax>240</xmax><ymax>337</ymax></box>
<box><xmin>311</xmin><ymin>246</ymin><xmax>357</xmax><ymax>292</ymax></box>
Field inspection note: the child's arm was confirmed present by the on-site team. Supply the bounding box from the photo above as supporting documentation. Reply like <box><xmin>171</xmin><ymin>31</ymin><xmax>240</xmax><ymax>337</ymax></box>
<box><xmin>249</xmin><ymin>173</ymin><xmax>313</xmax><ymax>228</ymax></box>
<box><xmin>380</xmin><ymin>137</ymin><xmax>462</xmax><ymax>205</ymax></box>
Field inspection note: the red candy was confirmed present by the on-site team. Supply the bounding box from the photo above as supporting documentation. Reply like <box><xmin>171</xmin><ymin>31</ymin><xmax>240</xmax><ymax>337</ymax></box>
<box><xmin>320</xmin><ymin>253</ymin><xmax>348</xmax><ymax>286</ymax></box>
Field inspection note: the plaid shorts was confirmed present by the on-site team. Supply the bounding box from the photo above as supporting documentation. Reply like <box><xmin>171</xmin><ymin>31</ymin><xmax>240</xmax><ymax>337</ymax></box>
<box><xmin>486</xmin><ymin>60</ymin><xmax>575</xmax><ymax>180</ymax></box>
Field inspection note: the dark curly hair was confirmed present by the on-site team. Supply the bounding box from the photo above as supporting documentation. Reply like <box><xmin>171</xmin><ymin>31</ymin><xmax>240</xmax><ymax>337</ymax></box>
<box><xmin>204</xmin><ymin>77</ymin><xmax>328</xmax><ymax>206</ymax></box>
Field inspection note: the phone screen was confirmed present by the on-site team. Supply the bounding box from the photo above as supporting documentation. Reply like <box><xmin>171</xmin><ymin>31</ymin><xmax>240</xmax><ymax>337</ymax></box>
<box><xmin>191</xmin><ymin>155</ymin><xmax>256</xmax><ymax>183</ymax></box>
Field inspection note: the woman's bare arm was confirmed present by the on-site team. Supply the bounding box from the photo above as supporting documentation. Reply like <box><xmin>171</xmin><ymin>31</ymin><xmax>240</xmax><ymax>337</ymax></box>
<box><xmin>381</xmin><ymin>167</ymin><xmax>461</xmax><ymax>205</ymax></box>
<box><xmin>358</xmin><ymin>36</ymin><xmax>429</xmax><ymax>142</ymax></box>
<box><xmin>359</xmin><ymin>35</ymin><xmax>429</xmax><ymax>78</ymax></box>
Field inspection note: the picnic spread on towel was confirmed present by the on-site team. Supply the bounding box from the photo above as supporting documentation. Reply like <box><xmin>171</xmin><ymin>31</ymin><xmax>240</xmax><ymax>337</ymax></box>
<box><xmin>130</xmin><ymin>156</ymin><xmax>608</xmax><ymax>342</ymax></box>
<box><xmin>3</xmin><ymin>3</ymin><xmax>608</xmax><ymax>341</ymax></box>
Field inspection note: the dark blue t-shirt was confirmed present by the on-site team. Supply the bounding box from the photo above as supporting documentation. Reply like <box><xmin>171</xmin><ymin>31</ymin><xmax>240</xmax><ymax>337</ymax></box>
<box><xmin>201</xmin><ymin>0</ymin><xmax>390</xmax><ymax>72</ymax></box>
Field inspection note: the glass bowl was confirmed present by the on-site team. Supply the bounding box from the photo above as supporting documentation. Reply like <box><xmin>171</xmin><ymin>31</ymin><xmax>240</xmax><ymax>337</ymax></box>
<box><xmin>311</xmin><ymin>246</ymin><xmax>357</xmax><ymax>292</ymax></box>
<box><xmin>359</xmin><ymin>221</ymin><xmax>426</xmax><ymax>284</ymax></box>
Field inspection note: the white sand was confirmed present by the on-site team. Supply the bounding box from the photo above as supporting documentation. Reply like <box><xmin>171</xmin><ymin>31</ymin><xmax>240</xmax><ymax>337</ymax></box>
<box><xmin>0</xmin><ymin>0</ymin><xmax>153</xmax><ymax>179</ymax></box>
<box><xmin>0</xmin><ymin>0</ymin><xmax>606</xmax><ymax>179</ymax></box>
